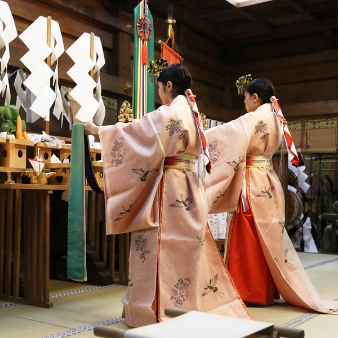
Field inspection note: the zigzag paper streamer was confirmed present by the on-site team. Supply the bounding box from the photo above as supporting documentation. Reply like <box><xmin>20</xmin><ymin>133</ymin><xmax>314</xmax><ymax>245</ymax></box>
<box><xmin>66</xmin><ymin>33</ymin><xmax>105</xmax><ymax>124</ymax></box>
<box><xmin>0</xmin><ymin>1</ymin><xmax>17</xmax><ymax>105</ymax></box>
<box><xmin>19</xmin><ymin>16</ymin><xmax>64</xmax><ymax>122</ymax></box>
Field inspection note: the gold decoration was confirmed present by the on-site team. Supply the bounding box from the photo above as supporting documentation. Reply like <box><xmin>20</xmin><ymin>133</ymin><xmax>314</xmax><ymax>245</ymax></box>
<box><xmin>124</xmin><ymin>82</ymin><xmax>132</xmax><ymax>94</ymax></box>
<box><xmin>125</xmin><ymin>23</ymin><xmax>132</xmax><ymax>31</ymax></box>
<box><xmin>24</xmin><ymin>169</ymin><xmax>56</xmax><ymax>184</ymax></box>
<box><xmin>200</xmin><ymin>113</ymin><xmax>210</xmax><ymax>130</ymax></box>
<box><xmin>147</xmin><ymin>58</ymin><xmax>168</xmax><ymax>82</ymax></box>
<box><xmin>165</xmin><ymin>18</ymin><xmax>176</xmax><ymax>38</ymax></box>
<box><xmin>236</xmin><ymin>74</ymin><xmax>252</xmax><ymax>94</ymax></box>
<box><xmin>118</xmin><ymin>100</ymin><xmax>133</xmax><ymax>123</ymax></box>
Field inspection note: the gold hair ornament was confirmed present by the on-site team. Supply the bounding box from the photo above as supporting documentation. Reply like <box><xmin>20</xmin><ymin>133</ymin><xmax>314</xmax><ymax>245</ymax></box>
<box><xmin>147</xmin><ymin>58</ymin><xmax>168</xmax><ymax>82</ymax></box>
<box><xmin>236</xmin><ymin>74</ymin><xmax>252</xmax><ymax>94</ymax></box>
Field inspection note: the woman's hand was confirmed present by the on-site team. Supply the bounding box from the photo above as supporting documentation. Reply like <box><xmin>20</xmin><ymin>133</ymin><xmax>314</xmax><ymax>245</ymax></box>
<box><xmin>84</xmin><ymin>122</ymin><xmax>99</xmax><ymax>136</ymax></box>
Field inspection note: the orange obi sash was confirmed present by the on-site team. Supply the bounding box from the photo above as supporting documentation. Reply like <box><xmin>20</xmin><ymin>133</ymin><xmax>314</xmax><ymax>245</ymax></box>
<box><xmin>164</xmin><ymin>153</ymin><xmax>196</xmax><ymax>171</ymax></box>
<box><xmin>246</xmin><ymin>155</ymin><xmax>272</xmax><ymax>168</ymax></box>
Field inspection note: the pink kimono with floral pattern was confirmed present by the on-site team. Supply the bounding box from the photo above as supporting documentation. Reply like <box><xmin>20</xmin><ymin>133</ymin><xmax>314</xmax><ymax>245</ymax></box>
<box><xmin>206</xmin><ymin>103</ymin><xmax>338</xmax><ymax>314</ymax></box>
<box><xmin>99</xmin><ymin>95</ymin><xmax>250</xmax><ymax>327</ymax></box>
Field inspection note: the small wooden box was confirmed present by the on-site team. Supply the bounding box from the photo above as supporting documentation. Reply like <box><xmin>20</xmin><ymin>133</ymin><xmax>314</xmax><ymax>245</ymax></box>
<box><xmin>0</xmin><ymin>138</ymin><xmax>34</xmax><ymax>168</ymax></box>
<box><xmin>92</xmin><ymin>161</ymin><xmax>104</xmax><ymax>188</ymax></box>
<box><xmin>59</xmin><ymin>144</ymin><xmax>71</xmax><ymax>163</ymax></box>
<box><xmin>90</xmin><ymin>147</ymin><xmax>101</xmax><ymax>162</ymax></box>
<box><xmin>44</xmin><ymin>163</ymin><xmax>70</xmax><ymax>185</ymax></box>
<box><xmin>34</xmin><ymin>142</ymin><xmax>60</xmax><ymax>163</ymax></box>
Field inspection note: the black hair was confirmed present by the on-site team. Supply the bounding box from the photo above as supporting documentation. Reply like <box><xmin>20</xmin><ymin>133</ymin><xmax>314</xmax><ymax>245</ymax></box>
<box><xmin>157</xmin><ymin>64</ymin><xmax>192</xmax><ymax>95</ymax></box>
<box><xmin>246</xmin><ymin>78</ymin><xmax>275</xmax><ymax>104</ymax></box>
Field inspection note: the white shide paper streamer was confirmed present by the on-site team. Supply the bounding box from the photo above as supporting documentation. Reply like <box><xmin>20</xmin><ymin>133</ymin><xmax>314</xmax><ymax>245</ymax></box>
<box><xmin>66</xmin><ymin>33</ymin><xmax>105</xmax><ymax>125</ymax></box>
<box><xmin>18</xmin><ymin>16</ymin><xmax>67</xmax><ymax>125</ymax></box>
<box><xmin>0</xmin><ymin>1</ymin><xmax>17</xmax><ymax>105</ymax></box>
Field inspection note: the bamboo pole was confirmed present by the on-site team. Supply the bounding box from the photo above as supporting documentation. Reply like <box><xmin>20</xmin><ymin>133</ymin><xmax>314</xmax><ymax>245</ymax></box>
<box><xmin>90</xmin><ymin>32</ymin><xmax>95</xmax><ymax>79</ymax></box>
<box><xmin>45</xmin><ymin>16</ymin><xmax>52</xmax><ymax>135</ymax></box>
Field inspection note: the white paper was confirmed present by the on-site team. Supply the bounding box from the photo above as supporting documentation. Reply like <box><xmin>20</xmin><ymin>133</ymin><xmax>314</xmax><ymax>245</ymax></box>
<box><xmin>93</xmin><ymin>78</ymin><xmax>105</xmax><ymax>126</ymax></box>
<box><xmin>30</xmin><ymin>84</ymin><xmax>56</xmax><ymax>118</ymax></box>
<box><xmin>69</xmin><ymin>76</ymin><xmax>97</xmax><ymax>104</ymax></box>
<box><xmin>0</xmin><ymin>1</ymin><xmax>17</xmax><ymax>43</ymax></box>
<box><xmin>67</xmin><ymin>55</ymin><xmax>95</xmax><ymax>83</ymax></box>
<box><xmin>19</xmin><ymin>16</ymin><xmax>64</xmax><ymax>59</ymax></box>
<box><xmin>50</xmin><ymin>154</ymin><xmax>61</xmax><ymax>163</ymax></box>
<box><xmin>19</xmin><ymin>15</ymin><xmax>65</xmax><ymax>124</ymax></box>
<box><xmin>0</xmin><ymin>1</ymin><xmax>17</xmax><ymax>105</ymax></box>
<box><xmin>20</xmin><ymin>39</ymin><xmax>52</xmax><ymax>72</ymax></box>
<box><xmin>212</xmin><ymin>214</ymin><xmax>219</xmax><ymax>240</ymax></box>
<box><xmin>75</xmin><ymin>95</ymin><xmax>99</xmax><ymax>122</ymax></box>
<box><xmin>125</xmin><ymin>311</ymin><xmax>273</xmax><ymax>338</ymax></box>
<box><xmin>23</xmin><ymin>62</ymin><xmax>54</xmax><ymax>96</ymax></box>
<box><xmin>53</xmin><ymin>88</ymin><xmax>63</xmax><ymax>120</ymax></box>
<box><xmin>217</xmin><ymin>212</ymin><xmax>227</xmax><ymax>240</ymax></box>
<box><xmin>60</xmin><ymin>86</ymin><xmax>73</xmax><ymax>128</ymax></box>
<box><xmin>66</xmin><ymin>32</ymin><xmax>105</xmax><ymax>124</ymax></box>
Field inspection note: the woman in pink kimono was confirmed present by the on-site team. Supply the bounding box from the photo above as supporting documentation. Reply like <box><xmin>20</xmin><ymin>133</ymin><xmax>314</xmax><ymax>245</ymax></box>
<box><xmin>206</xmin><ymin>78</ymin><xmax>338</xmax><ymax>313</ymax></box>
<box><xmin>85</xmin><ymin>65</ymin><xmax>250</xmax><ymax>327</ymax></box>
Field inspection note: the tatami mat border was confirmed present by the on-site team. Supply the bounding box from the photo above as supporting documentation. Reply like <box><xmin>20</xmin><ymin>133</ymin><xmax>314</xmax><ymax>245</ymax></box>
<box><xmin>0</xmin><ymin>285</ymin><xmax>117</xmax><ymax>310</ymax></box>
<box><xmin>281</xmin><ymin>312</ymin><xmax>319</xmax><ymax>328</ymax></box>
<box><xmin>304</xmin><ymin>257</ymin><xmax>338</xmax><ymax>270</ymax></box>
<box><xmin>0</xmin><ymin>302</ymin><xmax>21</xmax><ymax>309</ymax></box>
<box><xmin>42</xmin><ymin>317</ymin><xmax>123</xmax><ymax>338</ymax></box>
<box><xmin>49</xmin><ymin>284</ymin><xmax>117</xmax><ymax>299</ymax></box>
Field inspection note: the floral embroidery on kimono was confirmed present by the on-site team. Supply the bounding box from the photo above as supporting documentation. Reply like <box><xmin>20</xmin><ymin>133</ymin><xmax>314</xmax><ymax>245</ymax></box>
<box><xmin>132</xmin><ymin>165</ymin><xmax>159</xmax><ymax>183</ymax></box>
<box><xmin>284</xmin><ymin>249</ymin><xmax>289</xmax><ymax>263</ymax></box>
<box><xmin>212</xmin><ymin>189</ymin><xmax>227</xmax><ymax>204</ymax></box>
<box><xmin>255</xmin><ymin>120</ymin><xmax>270</xmax><ymax>141</ymax></box>
<box><xmin>166</xmin><ymin>118</ymin><xmax>185</xmax><ymax>140</ymax></box>
<box><xmin>111</xmin><ymin>137</ymin><xmax>125</xmax><ymax>167</ymax></box>
<box><xmin>169</xmin><ymin>195</ymin><xmax>194</xmax><ymax>215</ymax></box>
<box><xmin>114</xmin><ymin>204</ymin><xmax>133</xmax><ymax>221</ymax></box>
<box><xmin>202</xmin><ymin>274</ymin><xmax>224</xmax><ymax>297</ymax></box>
<box><xmin>209</xmin><ymin>140</ymin><xmax>221</xmax><ymax>164</ymax></box>
<box><xmin>135</xmin><ymin>235</ymin><xmax>150</xmax><ymax>263</ymax></box>
<box><xmin>226</xmin><ymin>159</ymin><xmax>240</xmax><ymax>172</ymax></box>
<box><xmin>170</xmin><ymin>278</ymin><xmax>192</xmax><ymax>306</ymax></box>
<box><xmin>256</xmin><ymin>186</ymin><xmax>274</xmax><ymax>198</ymax></box>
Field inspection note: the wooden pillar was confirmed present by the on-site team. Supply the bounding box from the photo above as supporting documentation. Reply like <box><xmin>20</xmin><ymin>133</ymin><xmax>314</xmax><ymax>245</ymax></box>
<box><xmin>115</xmin><ymin>14</ymin><xmax>133</xmax><ymax>119</ymax></box>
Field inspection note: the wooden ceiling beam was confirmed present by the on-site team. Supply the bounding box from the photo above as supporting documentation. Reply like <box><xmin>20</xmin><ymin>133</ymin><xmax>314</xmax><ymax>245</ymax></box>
<box><xmin>148</xmin><ymin>1</ymin><xmax>227</xmax><ymax>41</ymax></box>
<box><xmin>230</xmin><ymin>16</ymin><xmax>336</xmax><ymax>44</ymax></box>
<box><xmin>34</xmin><ymin>0</ymin><xmax>129</xmax><ymax>32</ymax></box>
<box><xmin>307</xmin><ymin>0</ymin><xmax>337</xmax><ymax>13</ymax></box>
<box><xmin>282</xmin><ymin>0</ymin><xmax>320</xmax><ymax>24</ymax></box>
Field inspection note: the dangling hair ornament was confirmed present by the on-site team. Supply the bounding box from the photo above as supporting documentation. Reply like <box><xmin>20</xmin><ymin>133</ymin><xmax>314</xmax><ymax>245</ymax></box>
<box><xmin>236</xmin><ymin>74</ymin><xmax>252</xmax><ymax>95</ymax></box>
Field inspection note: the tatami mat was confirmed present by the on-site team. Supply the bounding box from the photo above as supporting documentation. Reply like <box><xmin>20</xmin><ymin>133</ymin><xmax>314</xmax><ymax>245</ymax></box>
<box><xmin>296</xmin><ymin>314</ymin><xmax>338</xmax><ymax>338</ymax></box>
<box><xmin>1</xmin><ymin>253</ymin><xmax>337</xmax><ymax>337</ymax></box>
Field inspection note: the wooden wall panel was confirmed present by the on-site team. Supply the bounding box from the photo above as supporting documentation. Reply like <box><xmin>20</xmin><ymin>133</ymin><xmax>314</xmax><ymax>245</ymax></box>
<box><xmin>7</xmin><ymin>0</ymin><xmax>114</xmax><ymax>50</ymax></box>
<box><xmin>231</xmin><ymin>79</ymin><xmax>338</xmax><ymax>109</ymax></box>
<box><xmin>4</xmin><ymin>0</ymin><xmax>337</xmax><ymax>130</ymax></box>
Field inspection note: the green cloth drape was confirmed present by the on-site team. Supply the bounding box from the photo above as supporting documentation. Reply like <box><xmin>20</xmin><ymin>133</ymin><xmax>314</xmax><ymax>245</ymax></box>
<box><xmin>67</xmin><ymin>123</ymin><xmax>87</xmax><ymax>281</ymax></box>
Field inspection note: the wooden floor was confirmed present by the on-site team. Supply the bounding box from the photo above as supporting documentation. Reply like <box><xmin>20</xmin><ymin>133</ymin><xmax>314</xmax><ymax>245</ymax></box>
<box><xmin>1</xmin><ymin>253</ymin><xmax>337</xmax><ymax>338</ymax></box>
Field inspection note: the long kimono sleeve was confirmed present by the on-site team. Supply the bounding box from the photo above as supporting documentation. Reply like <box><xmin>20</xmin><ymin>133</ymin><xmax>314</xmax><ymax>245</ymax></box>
<box><xmin>205</xmin><ymin>113</ymin><xmax>258</xmax><ymax>213</ymax></box>
<box><xmin>99</xmin><ymin>106</ymin><xmax>187</xmax><ymax>234</ymax></box>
